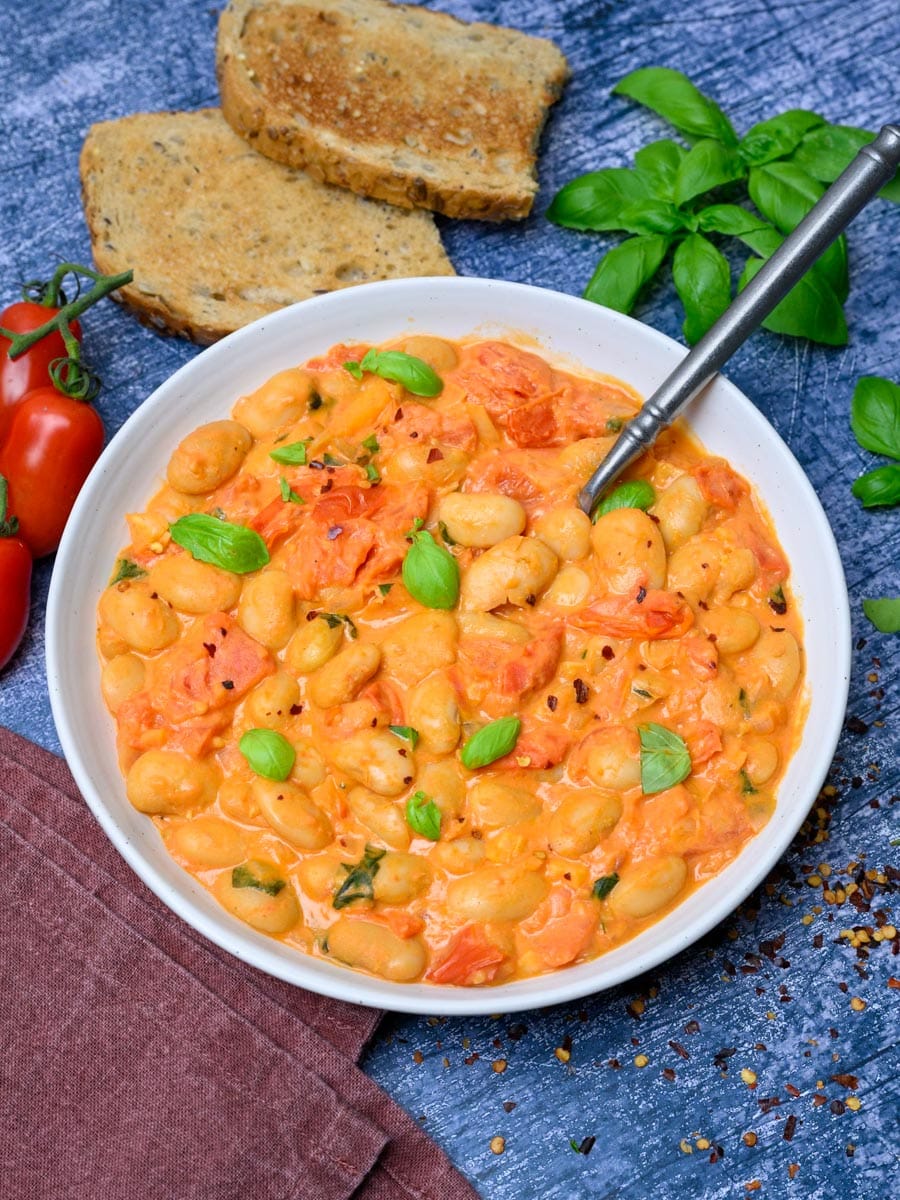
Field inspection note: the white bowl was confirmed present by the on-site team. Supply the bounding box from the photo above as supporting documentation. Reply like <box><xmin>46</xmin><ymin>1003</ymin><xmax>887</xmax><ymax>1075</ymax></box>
<box><xmin>46</xmin><ymin>278</ymin><xmax>850</xmax><ymax>1016</ymax></box>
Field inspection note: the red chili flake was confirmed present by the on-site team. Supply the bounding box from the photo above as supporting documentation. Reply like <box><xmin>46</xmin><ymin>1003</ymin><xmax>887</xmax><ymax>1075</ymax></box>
<box><xmin>845</xmin><ymin>715</ymin><xmax>868</xmax><ymax>734</ymax></box>
<box><xmin>398</xmin><ymin>747</ymin><xmax>408</xmax><ymax>758</ymax></box>
<box><xmin>607</xmin><ymin>1058</ymin><xmax>621</xmax><ymax>1069</ymax></box>
<box><xmin>684</xmin><ymin>1020</ymin><xmax>701</xmax><ymax>1035</ymax></box>
<box><xmin>783</xmin><ymin>1115</ymin><xmax>799</xmax><ymax>1141</ymax></box>
<box><xmin>327</xmin><ymin>526</ymin><xmax>343</xmax><ymax>540</ymax></box>
<box><xmin>785</xmin><ymin>1084</ymin><xmax>801</xmax><ymax>1098</ymax></box>
<box><xmin>812</xmin><ymin>1093</ymin><xmax>828</xmax><ymax>1107</ymax></box>
<box><xmin>697</xmin><ymin>599</ymin><xmax>708</xmax><ymax>610</ymax></box>
<box><xmin>669</xmin><ymin>1040</ymin><xmax>690</xmax><ymax>1060</ymax></box>
<box><xmin>394</xmin><ymin>408</ymin><xmax>404</xmax><ymax>421</ymax></box>
<box><xmin>426</xmin><ymin>447</ymin><xmax>444</xmax><ymax>463</ymax></box>
<box><xmin>308</xmin><ymin>459</ymin><xmax>325</xmax><ymax>470</ymax></box>
<box><xmin>888</xmin><ymin>977</ymin><xmax>900</xmax><ymax>989</ymax></box>
<box><xmin>464</xmin><ymin>1053</ymin><xmax>480</xmax><ymax>1066</ymax></box>
<box><xmin>830</xmin><ymin>1099</ymin><xmax>846</xmax><ymax>1115</ymax></box>
<box><xmin>831</xmin><ymin>1073</ymin><xmax>859</xmax><ymax>1089</ymax></box>
<box><xmin>577</xmin><ymin>1136</ymin><xmax>596</xmax><ymax>1156</ymax></box>
<box><xmin>289</xmin><ymin>703</ymin><xmax>303</xmax><ymax>715</ymax></box>
<box><xmin>321</xmin><ymin>478</ymin><xmax>334</xmax><ymax>493</ymax></box>
<box><xmin>547</xmin><ymin>695</ymin><xmax>559</xmax><ymax>712</ymax></box>
<box><xmin>150</xmin><ymin>591</ymin><xmax>159</xmax><ymax>600</ymax></box>
<box><xmin>306</xmin><ymin>610</ymin><xmax>320</xmax><ymax>622</ymax></box>
<box><xmin>662</xmin><ymin>1068</ymin><xmax>677</xmax><ymax>1082</ymax></box>
<box><xmin>203</xmin><ymin>642</ymin><xmax>217</xmax><ymax>657</ymax></box>
<box><xmin>503</xmin><ymin>1101</ymin><xmax>517</xmax><ymax>1113</ymax></box>
<box><xmin>770</xmin><ymin>626</ymin><xmax>785</xmax><ymax>633</ymax></box>
<box><xmin>507</xmin><ymin>1024</ymin><xmax>528</xmax><ymax>1041</ymax></box>
<box><xmin>601</xmin><ymin>645</ymin><xmax>614</xmax><ymax>660</ymax></box>
<box><xmin>561</xmin><ymin>1035</ymin><xmax>573</xmax><ymax>1054</ymax></box>
<box><xmin>574</xmin><ymin>678</ymin><xmax>589</xmax><ymax>705</ymax></box>
<box><xmin>221</xmin><ymin>680</ymin><xmax>234</xmax><ymax>690</ymax></box>
<box><xmin>525</xmin><ymin>593</ymin><xmax>537</xmax><ymax>606</ymax></box>
<box><xmin>758</xmin><ymin>1097</ymin><xmax>781</xmax><ymax>1114</ymax></box>
<box><xmin>403</xmin><ymin>775</ymin><xmax>413</xmax><ymax>785</ymax></box>
<box><xmin>635</xmin><ymin>586</ymin><xmax>647</xmax><ymax>604</ymax></box>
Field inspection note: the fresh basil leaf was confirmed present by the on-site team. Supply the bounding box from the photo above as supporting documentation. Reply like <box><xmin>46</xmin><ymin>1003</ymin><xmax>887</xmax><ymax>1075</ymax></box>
<box><xmin>583</xmin><ymin>235</ymin><xmax>670</xmax><ymax>314</ymax></box>
<box><xmin>239</xmin><ymin>728</ymin><xmax>296</xmax><ymax>781</ymax></box>
<box><xmin>593</xmin><ymin>479</ymin><xmax>656</xmax><ymax>520</ymax></box>
<box><xmin>269</xmin><ymin>439</ymin><xmax>310</xmax><ymax>465</ymax></box>
<box><xmin>232</xmin><ymin>863</ymin><xmax>286</xmax><ymax>896</ymax></box>
<box><xmin>389</xmin><ymin>724</ymin><xmax>420</xmax><ymax>748</ymax></box>
<box><xmin>738</xmin><ymin>110</ymin><xmax>824</xmax><ymax>166</ymax></box>
<box><xmin>279</xmin><ymin>476</ymin><xmax>304</xmax><ymax>504</ymax></box>
<box><xmin>319</xmin><ymin>611</ymin><xmax>357</xmax><ymax>637</ymax></box>
<box><xmin>110</xmin><ymin>558</ymin><xmax>146</xmax><ymax>584</ymax></box>
<box><xmin>613</xmin><ymin>67</ymin><xmax>738</xmax><ymax>147</ymax></box>
<box><xmin>361</xmin><ymin>434</ymin><xmax>379</xmax><ymax>454</ymax></box>
<box><xmin>851</xmin><ymin>463</ymin><xmax>900</xmax><ymax>508</ymax></box>
<box><xmin>591</xmin><ymin>873</ymin><xmax>620</xmax><ymax>901</ymax></box>
<box><xmin>378</xmin><ymin>583</ymin><xmax>392</xmax><ymax>596</ymax></box>
<box><xmin>672</xmin><ymin>233</ymin><xmax>732</xmax><ymax>344</ymax></box>
<box><xmin>359</xmin><ymin>348</ymin><xmax>443</xmax><ymax>397</ymax></box>
<box><xmin>862</xmin><ymin>598</ymin><xmax>900</xmax><ymax>633</ymax></box>
<box><xmin>365</xmin><ymin>462</ymin><xmax>381</xmax><ymax>482</ymax></box>
<box><xmin>673</xmin><ymin>139</ymin><xmax>746</xmax><ymax>205</ymax></box>
<box><xmin>638</xmin><ymin>722</ymin><xmax>692</xmax><ymax>793</ymax></box>
<box><xmin>170</xmin><ymin>513</ymin><xmax>269</xmax><ymax>574</ymax></box>
<box><xmin>547</xmin><ymin>167</ymin><xmax>653</xmax><ymax>232</ymax></box>
<box><xmin>405</xmin><ymin>791</ymin><xmax>442</xmax><ymax>840</ymax></box>
<box><xmin>402</xmin><ymin>526</ymin><xmax>459</xmax><ymax>609</ymax></box>
<box><xmin>791</xmin><ymin>124</ymin><xmax>876</xmax><ymax>183</ymax></box>
<box><xmin>697</xmin><ymin>204</ymin><xmax>772</xmax><ymax>239</ymax></box>
<box><xmin>748</xmin><ymin>163</ymin><xmax>848</xmax><ymax>300</ymax></box>
<box><xmin>850</xmin><ymin>375</ymin><xmax>900</xmax><ymax>460</ymax></box>
<box><xmin>460</xmin><ymin>716</ymin><xmax>522</xmax><ymax>770</ymax></box>
<box><xmin>344</xmin><ymin>360</ymin><xmax>364</xmax><ymax>380</ymax></box>
<box><xmin>634</xmin><ymin>139</ymin><xmax>686</xmax><ymax>198</ymax></box>
<box><xmin>333</xmin><ymin>844</ymin><xmax>386</xmax><ymax>909</ymax></box>
<box><xmin>739</xmin><ymin>256</ymin><xmax>847</xmax><ymax>346</ymax></box>
<box><xmin>617</xmin><ymin>199</ymin><xmax>688</xmax><ymax>235</ymax></box>
<box><xmin>739</xmin><ymin>769</ymin><xmax>758</xmax><ymax>795</ymax></box>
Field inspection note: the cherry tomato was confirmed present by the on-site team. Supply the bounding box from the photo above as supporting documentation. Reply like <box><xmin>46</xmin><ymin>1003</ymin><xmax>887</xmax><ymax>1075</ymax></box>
<box><xmin>0</xmin><ymin>301</ymin><xmax>82</xmax><ymax>445</ymax></box>
<box><xmin>0</xmin><ymin>475</ymin><xmax>32</xmax><ymax>671</ymax></box>
<box><xmin>0</xmin><ymin>387</ymin><xmax>104</xmax><ymax>558</ymax></box>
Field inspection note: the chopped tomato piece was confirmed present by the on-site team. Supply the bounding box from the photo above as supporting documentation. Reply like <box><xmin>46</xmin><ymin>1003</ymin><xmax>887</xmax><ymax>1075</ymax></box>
<box><xmin>305</xmin><ymin>342</ymin><xmax>369</xmax><ymax>371</ymax></box>
<box><xmin>693</xmin><ymin>461</ymin><xmax>748</xmax><ymax>510</ymax></box>
<box><xmin>455</xmin><ymin>341</ymin><xmax>555</xmax><ymax>423</ymax></box>
<box><xmin>250</xmin><ymin>494</ymin><xmax>307</xmax><ymax>550</ymax></box>
<box><xmin>427</xmin><ymin>925</ymin><xmax>508</xmax><ymax>986</ymax></box>
<box><xmin>286</xmin><ymin>521</ymin><xmax>377</xmax><ymax>599</ymax></box>
<box><xmin>387</xmin><ymin>403</ymin><xmax>477</xmax><ymax>453</ymax></box>
<box><xmin>493</xmin><ymin>721</ymin><xmax>571</xmax><ymax>770</ymax></box>
<box><xmin>377</xmin><ymin>911</ymin><xmax>426</xmax><ymax>939</ymax></box>
<box><xmin>505</xmin><ymin>394</ymin><xmax>562</xmax><ymax>447</ymax></box>
<box><xmin>682</xmin><ymin>633</ymin><xmax>718</xmax><ymax>680</ymax></box>
<box><xmin>457</xmin><ymin>629</ymin><xmax>562</xmax><ymax>714</ymax></box>
<box><xmin>516</xmin><ymin>887</ymin><xmax>598</xmax><ymax>969</ymax></box>
<box><xmin>574</xmin><ymin>590</ymin><xmax>694</xmax><ymax>640</ymax></box>
<box><xmin>685</xmin><ymin>720</ymin><xmax>723</xmax><ymax>764</ymax></box>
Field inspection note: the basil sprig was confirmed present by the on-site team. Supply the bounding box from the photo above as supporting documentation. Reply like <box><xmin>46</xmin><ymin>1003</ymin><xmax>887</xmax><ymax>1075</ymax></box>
<box><xmin>389</xmin><ymin>725</ymin><xmax>420</xmax><ymax>748</ymax></box>
<box><xmin>638</xmin><ymin>722</ymin><xmax>692</xmax><ymax>794</ymax></box>
<box><xmin>460</xmin><ymin>716</ymin><xmax>521</xmax><ymax>770</ymax></box>
<box><xmin>592</xmin><ymin>479</ymin><xmax>656</xmax><ymax>521</ymax></box>
<box><xmin>239</xmin><ymin>729</ymin><xmax>296</xmax><ymax>781</ymax></box>
<box><xmin>550</xmin><ymin>67</ymin><xmax>899</xmax><ymax>346</ymax></box>
<box><xmin>333</xmin><ymin>845</ymin><xmax>386</xmax><ymax>909</ymax></box>
<box><xmin>862</xmin><ymin>599</ymin><xmax>900</xmax><ymax>634</ymax></box>
<box><xmin>344</xmin><ymin>348</ymin><xmax>443</xmax><ymax>397</ymax></box>
<box><xmin>405</xmin><ymin>791</ymin><xmax>442</xmax><ymax>841</ymax></box>
<box><xmin>170</xmin><ymin>513</ymin><xmax>269</xmax><ymax>574</ymax></box>
<box><xmin>402</xmin><ymin>519</ymin><xmax>459</xmax><ymax>609</ymax></box>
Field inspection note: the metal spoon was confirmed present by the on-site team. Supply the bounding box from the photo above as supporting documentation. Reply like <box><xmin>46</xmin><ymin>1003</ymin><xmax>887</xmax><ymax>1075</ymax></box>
<box><xmin>578</xmin><ymin>123</ymin><xmax>900</xmax><ymax>515</ymax></box>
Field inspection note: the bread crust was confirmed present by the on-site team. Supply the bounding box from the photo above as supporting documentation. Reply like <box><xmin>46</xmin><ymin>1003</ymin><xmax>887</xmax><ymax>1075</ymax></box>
<box><xmin>217</xmin><ymin>0</ymin><xmax>570</xmax><ymax>221</ymax></box>
<box><xmin>79</xmin><ymin>108</ymin><xmax>454</xmax><ymax>344</ymax></box>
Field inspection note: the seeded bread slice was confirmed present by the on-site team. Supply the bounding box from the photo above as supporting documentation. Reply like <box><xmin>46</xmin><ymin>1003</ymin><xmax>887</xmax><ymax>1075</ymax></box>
<box><xmin>79</xmin><ymin>108</ymin><xmax>455</xmax><ymax>343</ymax></box>
<box><xmin>217</xmin><ymin>0</ymin><xmax>570</xmax><ymax>221</ymax></box>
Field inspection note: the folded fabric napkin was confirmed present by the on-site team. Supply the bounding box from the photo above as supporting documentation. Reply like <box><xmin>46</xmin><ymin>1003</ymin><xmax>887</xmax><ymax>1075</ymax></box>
<box><xmin>0</xmin><ymin>726</ymin><xmax>479</xmax><ymax>1200</ymax></box>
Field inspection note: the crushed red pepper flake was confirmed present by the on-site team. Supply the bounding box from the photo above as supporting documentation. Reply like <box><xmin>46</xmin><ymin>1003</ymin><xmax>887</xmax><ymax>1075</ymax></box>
<box><xmin>783</xmin><ymin>1114</ymin><xmax>799</xmax><ymax>1141</ymax></box>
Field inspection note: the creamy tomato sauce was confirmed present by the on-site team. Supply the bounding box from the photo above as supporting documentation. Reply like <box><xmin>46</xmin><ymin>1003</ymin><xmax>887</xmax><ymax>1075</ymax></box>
<box><xmin>96</xmin><ymin>334</ymin><xmax>805</xmax><ymax>986</ymax></box>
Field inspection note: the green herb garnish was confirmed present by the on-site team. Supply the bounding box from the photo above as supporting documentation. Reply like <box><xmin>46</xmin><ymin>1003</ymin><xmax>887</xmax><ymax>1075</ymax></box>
<box><xmin>270</xmin><ymin>439</ymin><xmax>311</xmax><ymax>466</ymax></box>
<box><xmin>405</xmin><ymin>791</ymin><xmax>442</xmax><ymax>841</ymax></box>
<box><xmin>739</xmin><ymin>769</ymin><xmax>758</xmax><ymax>795</ymax></box>
<box><xmin>365</xmin><ymin>462</ymin><xmax>381</xmax><ymax>483</ymax></box>
<box><xmin>638</xmin><ymin>722</ymin><xmax>692</xmax><ymax>793</ymax></box>
<box><xmin>592</xmin><ymin>874</ymin><xmax>620</xmax><ymax>901</ymax></box>
<box><xmin>402</xmin><ymin>519</ymin><xmax>459</xmax><ymax>609</ymax></box>
<box><xmin>110</xmin><ymin>558</ymin><xmax>146</xmax><ymax>584</ymax></box>
<box><xmin>232</xmin><ymin>863</ymin><xmax>286</xmax><ymax>896</ymax></box>
<box><xmin>389</xmin><ymin>725</ymin><xmax>420</xmax><ymax>748</ymax></box>
<box><xmin>592</xmin><ymin>479</ymin><xmax>656</xmax><ymax>521</ymax></box>
<box><xmin>378</xmin><ymin>583</ymin><xmax>393</xmax><ymax>596</ymax></box>
<box><xmin>333</xmin><ymin>844</ymin><xmax>386</xmax><ymax>909</ymax></box>
<box><xmin>345</xmin><ymin>349</ymin><xmax>443</xmax><ymax>397</ymax></box>
<box><xmin>361</xmin><ymin>434</ymin><xmax>380</xmax><ymax>454</ymax></box>
<box><xmin>279</xmin><ymin>476</ymin><xmax>304</xmax><ymax>504</ymax></box>
<box><xmin>239</xmin><ymin>728</ymin><xmax>296</xmax><ymax>781</ymax></box>
<box><xmin>460</xmin><ymin>716</ymin><xmax>521</xmax><ymax>770</ymax></box>
<box><xmin>862</xmin><ymin>598</ymin><xmax>900</xmax><ymax>634</ymax></box>
<box><xmin>170</xmin><ymin>513</ymin><xmax>269</xmax><ymax>574</ymax></box>
<box><xmin>319</xmin><ymin>612</ymin><xmax>358</xmax><ymax>638</ymax></box>
<box><xmin>549</xmin><ymin>68</ymin><xmax>899</xmax><ymax>345</ymax></box>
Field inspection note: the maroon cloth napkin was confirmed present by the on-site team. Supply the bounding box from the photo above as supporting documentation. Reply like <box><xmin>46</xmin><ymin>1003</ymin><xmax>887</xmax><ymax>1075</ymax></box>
<box><xmin>0</xmin><ymin>727</ymin><xmax>480</xmax><ymax>1200</ymax></box>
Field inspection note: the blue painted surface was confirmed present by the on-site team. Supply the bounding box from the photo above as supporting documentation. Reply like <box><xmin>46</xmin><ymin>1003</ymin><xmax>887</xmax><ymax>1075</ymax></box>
<box><xmin>2</xmin><ymin>1</ymin><xmax>899</xmax><ymax>1196</ymax></box>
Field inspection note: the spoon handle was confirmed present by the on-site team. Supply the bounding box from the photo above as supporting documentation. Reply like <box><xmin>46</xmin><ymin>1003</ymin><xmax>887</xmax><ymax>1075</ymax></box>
<box><xmin>579</xmin><ymin>123</ymin><xmax>900</xmax><ymax>514</ymax></box>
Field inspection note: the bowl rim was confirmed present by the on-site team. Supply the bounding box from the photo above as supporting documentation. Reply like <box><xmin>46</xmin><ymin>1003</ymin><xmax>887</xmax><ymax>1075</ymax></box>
<box><xmin>46</xmin><ymin>276</ymin><xmax>851</xmax><ymax>1016</ymax></box>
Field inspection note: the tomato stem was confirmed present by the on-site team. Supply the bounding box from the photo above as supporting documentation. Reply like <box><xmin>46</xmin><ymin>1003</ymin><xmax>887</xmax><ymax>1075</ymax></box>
<box><xmin>0</xmin><ymin>475</ymin><xmax>20</xmax><ymax>538</ymax></box>
<box><xmin>0</xmin><ymin>268</ymin><xmax>132</xmax><ymax>360</ymax></box>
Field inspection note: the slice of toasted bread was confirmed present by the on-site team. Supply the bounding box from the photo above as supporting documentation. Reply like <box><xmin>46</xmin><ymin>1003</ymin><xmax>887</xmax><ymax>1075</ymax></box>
<box><xmin>217</xmin><ymin>0</ymin><xmax>569</xmax><ymax>221</ymax></box>
<box><xmin>79</xmin><ymin>108</ymin><xmax>455</xmax><ymax>343</ymax></box>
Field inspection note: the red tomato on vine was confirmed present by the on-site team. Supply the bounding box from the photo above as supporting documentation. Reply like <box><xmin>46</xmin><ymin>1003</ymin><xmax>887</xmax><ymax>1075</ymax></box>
<box><xmin>0</xmin><ymin>301</ymin><xmax>82</xmax><ymax>444</ymax></box>
<box><xmin>0</xmin><ymin>475</ymin><xmax>32</xmax><ymax>671</ymax></box>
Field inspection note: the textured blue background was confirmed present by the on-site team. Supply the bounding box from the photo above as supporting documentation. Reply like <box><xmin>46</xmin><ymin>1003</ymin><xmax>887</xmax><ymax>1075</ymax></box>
<box><xmin>2</xmin><ymin>1</ymin><xmax>899</xmax><ymax>1196</ymax></box>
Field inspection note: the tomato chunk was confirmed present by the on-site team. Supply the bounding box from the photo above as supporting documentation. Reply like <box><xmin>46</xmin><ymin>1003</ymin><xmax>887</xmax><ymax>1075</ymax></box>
<box><xmin>427</xmin><ymin>925</ymin><xmax>509</xmax><ymax>986</ymax></box>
